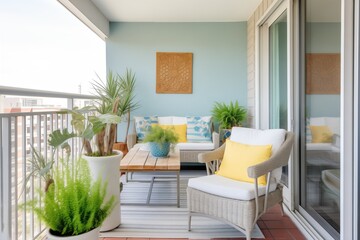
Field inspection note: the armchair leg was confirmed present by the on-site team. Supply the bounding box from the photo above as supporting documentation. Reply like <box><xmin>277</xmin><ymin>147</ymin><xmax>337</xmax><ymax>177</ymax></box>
<box><xmin>279</xmin><ymin>202</ymin><xmax>285</xmax><ymax>216</ymax></box>
<box><xmin>188</xmin><ymin>214</ymin><xmax>192</xmax><ymax>231</ymax></box>
<box><xmin>246</xmin><ymin>230</ymin><xmax>251</xmax><ymax>240</ymax></box>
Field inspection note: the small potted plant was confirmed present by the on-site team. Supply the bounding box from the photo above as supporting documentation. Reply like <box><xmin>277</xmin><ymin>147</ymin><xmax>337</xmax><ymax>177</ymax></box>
<box><xmin>143</xmin><ymin>125</ymin><xmax>179</xmax><ymax>157</ymax></box>
<box><xmin>211</xmin><ymin>100</ymin><xmax>247</xmax><ymax>142</ymax></box>
<box><xmin>25</xmin><ymin>157</ymin><xmax>115</xmax><ymax>240</ymax></box>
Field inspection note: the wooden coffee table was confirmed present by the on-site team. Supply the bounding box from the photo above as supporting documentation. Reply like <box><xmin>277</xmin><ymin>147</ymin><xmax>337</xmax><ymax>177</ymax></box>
<box><xmin>120</xmin><ymin>146</ymin><xmax>181</xmax><ymax>207</ymax></box>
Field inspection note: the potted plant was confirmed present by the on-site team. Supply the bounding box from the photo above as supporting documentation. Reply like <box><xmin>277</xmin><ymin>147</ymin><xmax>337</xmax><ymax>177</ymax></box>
<box><xmin>25</xmin><ymin>157</ymin><xmax>115</xmax><ymax>240</ymax></box>
<box><xmin>49</xmin><ymin>70</ymin><xmax>137</xmax><ymax>231</ymax></box>
<box><xmin>143</xmin><ymin>125</ymin><xmax>179</xmax><ymax>157</ymax></box>
<box><xmin>211</xmin><ymin>100</ymin><xmax>247</xmax><ymax>142</ymax></box>
<box><xmin>110</xmin><ymin>69</ymin><xmax>139</xmax><ymax>155</ymax></box>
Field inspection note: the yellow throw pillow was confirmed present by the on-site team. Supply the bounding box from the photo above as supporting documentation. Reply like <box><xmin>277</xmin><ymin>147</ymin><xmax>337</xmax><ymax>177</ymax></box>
<box><xmin>216</xmin><ymin>140</ymin><xmax>272</xmax><ymax>185</ymax></box>
<box><xmin>152</xmin><ymin>124</ymin><xmax>187</xmax><ymax>143</ymax></box>
<box><xmin>310</xmin><ymin>125</ymin><xmax>333</xmax><ymax>143</ymax></box>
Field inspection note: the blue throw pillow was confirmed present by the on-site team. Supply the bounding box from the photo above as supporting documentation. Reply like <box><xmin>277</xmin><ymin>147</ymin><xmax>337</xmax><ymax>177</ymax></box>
<box><xmin>134</xmin><ymin>116</ymin><xmax>158</xmax><ymax>141</ymax></box>
<box><xmin>186</xmin><ymin>116</ymin><xmax>212</xmax><ymax>143</ymax></box>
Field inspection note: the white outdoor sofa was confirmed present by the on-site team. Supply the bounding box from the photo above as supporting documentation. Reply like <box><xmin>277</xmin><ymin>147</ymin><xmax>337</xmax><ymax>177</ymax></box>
<box><xmin>127</xmin><ymin>116</ymin><xmax>220</xmax><ymax>163</ymax></box>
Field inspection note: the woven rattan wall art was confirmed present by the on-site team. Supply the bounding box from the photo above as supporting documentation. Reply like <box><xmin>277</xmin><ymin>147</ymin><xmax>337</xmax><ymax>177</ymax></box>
<box><xmin>306</xmin><ymin>53</ymin><xmax>340</xmax><ymax>94</ymax></box>
<box><xmin>156</xmin><ymin>52</ymin><xmax>193</xmax><ymax>94</ymax></box>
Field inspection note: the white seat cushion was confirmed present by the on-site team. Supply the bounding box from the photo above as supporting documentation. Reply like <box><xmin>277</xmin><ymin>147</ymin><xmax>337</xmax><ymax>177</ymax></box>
<box><xmin>188</xmin><ymin>174</ymin><xmax>277</xmax><ymax>201</ymax></box>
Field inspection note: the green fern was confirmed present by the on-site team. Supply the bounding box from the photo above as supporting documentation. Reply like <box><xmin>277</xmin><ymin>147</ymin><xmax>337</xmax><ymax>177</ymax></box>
<box><xmin>143</xmin><ymin>125</ymin><xmax>179</xmax><ymax>144</ymax></box>
<box><xmin>211</xmin><ymin>101</ymin><xmax>247</xmax><ymax>129</ymax></box>
<box><xmin>26</xmin><ymin>158</ymin><xmax>115</xmax><ymax>237</ymax></box>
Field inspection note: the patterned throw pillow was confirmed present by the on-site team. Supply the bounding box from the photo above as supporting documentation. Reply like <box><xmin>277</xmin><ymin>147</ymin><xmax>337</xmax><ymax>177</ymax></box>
<box><xmin>134</xmin><ymin>116</ymin><xmax>158</xmax><ymax>141</ymax></box>
<box><xmin>186</xmin><ymin>116</ymin><xmax>212</xmax><ymax>143</ymax></box>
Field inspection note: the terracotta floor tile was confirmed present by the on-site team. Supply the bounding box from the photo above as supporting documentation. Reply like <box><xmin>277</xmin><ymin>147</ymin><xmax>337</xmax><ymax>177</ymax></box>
<box><xmin>266</xmin><ymin>204</ymin><xmax>282</xmax><ymax>213</ymax></box>
<box><xmin>257</xmin><ymin>220</ymin><xmax>267</xmax><ymax>229</ymax></box>
<box><xmin>261</xmin><ymin>229</ymin><xmax>273</xmax><ymax>238</ymax></box>
<box><xmin>269</xmin><ymin>229</ymin><xmax>293</xmax><ymax>239</ymax></box>
<box><xmin>261</xmin><ymin>213</ymin><xmax>289</xmax><ymax>221</ymax></box>
<box><xmin>126</xmin><ymin>238</ymin><xmax>150</xmax><ymax>240</ymax></box>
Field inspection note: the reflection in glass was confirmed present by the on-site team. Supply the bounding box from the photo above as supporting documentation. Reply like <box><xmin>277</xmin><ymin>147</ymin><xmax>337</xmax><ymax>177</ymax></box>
<box><xmin>269</xmin><ymin>11</ymin><xmax>288</xmax><ymax>185</ymax></box>
<box><xmin>301</xmin><ymin>0</ymin><xmax>341</xmax><ymax>237</ymax></box>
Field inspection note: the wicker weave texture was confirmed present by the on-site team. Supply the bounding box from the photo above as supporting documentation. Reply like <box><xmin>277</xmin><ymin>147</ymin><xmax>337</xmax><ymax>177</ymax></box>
<box><xmin>187</xmin><ymin>187</ymin><xmax>283</xmax><ymax>231</ymax></box>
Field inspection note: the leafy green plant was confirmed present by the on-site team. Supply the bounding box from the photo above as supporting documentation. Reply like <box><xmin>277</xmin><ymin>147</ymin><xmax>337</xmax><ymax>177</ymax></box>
<box><xmin>25</xmin><ymin>158</ymin><xmax>115</xmax><ymax>237</ymax></box>
<box><xmin>50</xmin><ymin>69</ymin><xmax>139</xmax><ymax>157</ymax></box>
<box><xmin>211</xmin><ymin>101</ymin><xmax>247</xmax><ymax>129</ymax></box>
<box><xmin>143</xmin><ymin>125</ymin><xmax>179</xmax><ymax>145</ymax></box>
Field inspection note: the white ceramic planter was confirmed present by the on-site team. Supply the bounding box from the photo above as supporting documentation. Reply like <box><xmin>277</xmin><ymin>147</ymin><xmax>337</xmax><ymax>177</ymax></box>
<box><xmin>47</xmin><ymin>227</ymin><xmax>100</xmax><ymax>240</ymax></box>
<box><xmin>83</xmin><ymin>150</ymin><xmax>123</xmax><ymax>232</ymax></box>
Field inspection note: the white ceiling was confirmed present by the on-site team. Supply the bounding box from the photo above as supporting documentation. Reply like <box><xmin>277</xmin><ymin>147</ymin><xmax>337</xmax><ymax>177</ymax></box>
<box><xmin>91</xmin><ymin>0</ymin><xmax>262</xmax><ymax>22</ymax></box>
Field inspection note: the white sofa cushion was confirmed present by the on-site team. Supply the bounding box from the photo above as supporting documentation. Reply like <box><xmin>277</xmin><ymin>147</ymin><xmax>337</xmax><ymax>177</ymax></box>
<box><xmin>135</xmin><ymin>142</ymin><xmax>215</xmax><ymax>151</ymax></box>
<box><xmin>230</xmin><ymin>127</ymin><xmax>286</xmax><ymax>183</ymax></box>
<box><xmin>306</xmin><ymin>143</ymin><xmax>333</xmax><ymax>151</ymax></box>
<box><xmin>173</xmin><ymin>117</ymin><xmax>187</xmax><ymax>125</ymax></box>
<box><xmin>158</xmin><ymin>116</ymin><xmax>173</xmax><ymax>125</ymax></box>
<box><xmin>188</xmin><ymin>174</ymin><xmax>277</xmax><ymax>201</ymax></box>
<box><xmin>176</xmin><ymin>142</ymin><xmax>215</xmax><ymax>150</ymax></box>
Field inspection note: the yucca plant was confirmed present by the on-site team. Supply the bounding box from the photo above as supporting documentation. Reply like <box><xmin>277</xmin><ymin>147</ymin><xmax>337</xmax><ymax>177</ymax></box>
<box><xmin>50</xmin><ymin>69</ymin><xmax>138</xmax><ymax>157</ymax></box>
<box><xmin>25</xmin><ymin>158</ymin><xmax>115</xmax><ymax>237</ymax></box>
<box><xmin>211</xmin><ymin>101</ymin><xmax>247</xmax><ymax>129</ymax></box>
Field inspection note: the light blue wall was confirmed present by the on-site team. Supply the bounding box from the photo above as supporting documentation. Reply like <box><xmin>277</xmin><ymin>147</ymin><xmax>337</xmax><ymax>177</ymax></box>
<box><xmin>306</xmin><ymin>23</ymin><xmax>340</xmax><ymax>118</ymax></box>
<box><xmin>106</xmin><ymin>22</ymin><xmax>248</xmax><ymax>141</ymax></box>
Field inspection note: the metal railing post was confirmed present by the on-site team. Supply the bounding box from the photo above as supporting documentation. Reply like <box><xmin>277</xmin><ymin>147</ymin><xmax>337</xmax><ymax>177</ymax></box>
<box><xmin>0</xmin><ymin>117</ymin><xmax>12</xmax><ymax>239</ymax></box>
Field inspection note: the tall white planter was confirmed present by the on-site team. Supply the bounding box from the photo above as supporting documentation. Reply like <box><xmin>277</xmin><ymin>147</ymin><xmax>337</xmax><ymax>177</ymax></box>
<box><xmin>47</xmin><ymin>227</ymin><xmax>100</xmax><ymax>240</ymax></box>
<box><xmin>83</xmin><ymin>150</ymin><xmax>123</xmax><ymax>232</ymax></box>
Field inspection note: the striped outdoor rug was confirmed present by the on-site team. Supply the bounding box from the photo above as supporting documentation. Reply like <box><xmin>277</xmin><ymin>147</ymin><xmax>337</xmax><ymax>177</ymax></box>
<box><xmin>100</xmin><ymin>170</ymin><xmax>264</xmax><ymax>238</ymax></box>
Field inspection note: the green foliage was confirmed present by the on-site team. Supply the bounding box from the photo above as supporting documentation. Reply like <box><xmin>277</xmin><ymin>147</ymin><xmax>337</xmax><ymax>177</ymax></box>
<box><xmin>26</xmin><ymin>158</ymin><xmax>115</xmax><ymax>237</ymax></box>
<box><xmin>143</xmin><ymin>125</ymin><xmax>179</xmax><ymax>144</ymax></box>
<box><xmin>48</xmin><ymin>69</ymin><xmax>138</xmax><ymax>157</ymax></box>
<box><xmin>211</xmin><ymin>101</ymin><xmax>247</xmax><ymax>129</ymax></box>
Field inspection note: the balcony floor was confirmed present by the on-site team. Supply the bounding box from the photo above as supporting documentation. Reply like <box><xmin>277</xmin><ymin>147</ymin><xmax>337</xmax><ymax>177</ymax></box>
<box><xmin>99</xmin><ymin>204</ymin><xmax>306</xmax><ymax>240</ymax></box>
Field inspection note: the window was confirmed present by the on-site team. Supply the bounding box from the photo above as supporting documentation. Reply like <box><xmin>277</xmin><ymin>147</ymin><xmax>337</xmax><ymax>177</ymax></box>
<box><xmin>0</xmin><ymin>0</ymin><xmax>105</xmax><ymax>95</ymax></box>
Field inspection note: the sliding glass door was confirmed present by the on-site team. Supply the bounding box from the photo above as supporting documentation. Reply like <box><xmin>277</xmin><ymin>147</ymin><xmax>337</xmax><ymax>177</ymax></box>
<box><xmin>299</xmin><ymin>0</ymin><xmax>341</xmax><ymax>238</ymax></box>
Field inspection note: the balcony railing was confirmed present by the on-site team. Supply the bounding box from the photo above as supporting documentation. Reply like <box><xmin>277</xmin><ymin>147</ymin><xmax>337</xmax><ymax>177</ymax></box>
<box><xmin>0</xmin><ymin>86</ymin><xmax>95</xmax><ymax>240</ymax></box>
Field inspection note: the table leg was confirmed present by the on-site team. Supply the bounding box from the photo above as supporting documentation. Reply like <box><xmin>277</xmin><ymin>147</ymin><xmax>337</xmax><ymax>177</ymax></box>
<box><xmin>177</xmin><ymin>171</ymin><xmax>180</xmax><ymax>208</ymax></box>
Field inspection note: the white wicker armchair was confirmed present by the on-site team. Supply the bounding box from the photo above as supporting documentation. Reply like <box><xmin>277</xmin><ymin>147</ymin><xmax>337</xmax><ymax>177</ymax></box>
<box><xmin>187</xmin><ymin>127</ymin><xmax>294</xmax><ymax>240</ymax></box>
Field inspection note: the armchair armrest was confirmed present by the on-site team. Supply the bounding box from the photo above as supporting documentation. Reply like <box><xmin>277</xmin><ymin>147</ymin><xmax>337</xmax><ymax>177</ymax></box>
<box><xmin>212</xmin><ymin>131</ymin><xmax>220</xmax><ymax>149</ymax></box>
<box><xmin>332</xmin><ymin>133</ymin><xmax>340</xmax><ymax>148</ymax></box>
<box><xmin>127</xmin><ymin>134</ymin><xmax>137</xmax><ymax>150</ymax></box>
<box><xmin>198</xmin><ymin>143</ymin><xmax>226</xmax><ymax>164</ymax></box>
<box><xmin>247</xmin><ymin>132</ymin><xmax>294</xmax><ymax>179</ymax></box>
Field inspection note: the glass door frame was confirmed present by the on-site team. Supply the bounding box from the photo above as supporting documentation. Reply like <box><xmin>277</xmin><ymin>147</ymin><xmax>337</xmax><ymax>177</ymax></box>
<box><xmin>255</xmin><ymin>0</ymin><xmax>294</xmax><ymax>207</ymax></box>
<box><xmin>294</xmin><ymin>0</ymin><xmax>358</xmax><ymax>239</ymax></box>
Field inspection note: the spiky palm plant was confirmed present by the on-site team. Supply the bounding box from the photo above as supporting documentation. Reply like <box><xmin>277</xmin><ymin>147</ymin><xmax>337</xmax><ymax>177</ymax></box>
<box><xmin>49</xmin><ymin>69</ymin><xmax>138</xmax><ymax>157</ymax></box>
<box><xmin>211</xmin><ymin>101</ymin><xmax>247</xmax><ymax>129</ymax></box>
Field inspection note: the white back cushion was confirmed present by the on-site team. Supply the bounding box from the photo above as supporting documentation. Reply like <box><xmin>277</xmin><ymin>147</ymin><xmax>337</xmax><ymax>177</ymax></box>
<box><xmin>158</xmin><ymin>116</ymin><xmax>173</xmax><ymax>125</ymax></box>
<box><xmin>230</xmin><ymin>127</ymin><xmax>287</xmax><ymax>182</ymax></box>
<box><xmin>172</xmin><ymin>117</ymin><xmax>187</xmax><ymax>125</ymax></box>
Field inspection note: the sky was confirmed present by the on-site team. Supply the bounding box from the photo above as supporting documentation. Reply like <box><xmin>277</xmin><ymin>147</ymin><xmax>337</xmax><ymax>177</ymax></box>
<box><xmin>0</xmin><ymin>0</ymin><xmax>106</xmax><ymax>95</ymax></box>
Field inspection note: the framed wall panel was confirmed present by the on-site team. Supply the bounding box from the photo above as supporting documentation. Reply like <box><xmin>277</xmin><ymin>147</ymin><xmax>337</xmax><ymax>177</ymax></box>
<box><xmin>306</xmin><ymin>53</ymin><xmax>340</xmax><ymax>94</ymax></box>
<box><xmin>156</xmin><ymin>52</ymin><xmax>193</xmax><ymax>94</ymax></box>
